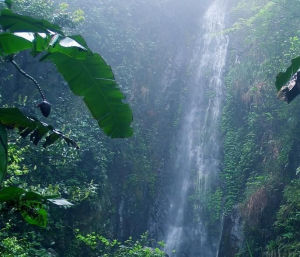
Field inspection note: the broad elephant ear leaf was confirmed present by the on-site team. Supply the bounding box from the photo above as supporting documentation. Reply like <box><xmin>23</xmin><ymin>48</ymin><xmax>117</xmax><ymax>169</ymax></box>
<box><xmin>0</xmin><ymin>8</ymin><xmax>63</xmax><ymax>33</ymax></box>
<box><xmin>43</xmin><ymin>52</ymin><xmax>133</xmax><ymax>138</ymax></box>
<box><xmin>0</xmin><ymin>124</ymin><xmax>7</xmax><ymax>183</ymax></box>
<box><xmin>0</xmin><ymin>108</ymin><xmax>78</xmax><ymax>148</ymax></box>
<box><xmin>0</xmin><ymin>33</ymin><xmax>32</xmax><ymax>56</ymax></box>
<box><xmin>0</xmin><ymin>10</ymin><xmax>133</xmax><ymax>138</ymax></box>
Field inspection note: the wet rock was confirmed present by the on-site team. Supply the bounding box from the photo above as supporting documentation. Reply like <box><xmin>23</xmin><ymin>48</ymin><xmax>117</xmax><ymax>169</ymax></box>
<box><xmin>218</xmin><ymin>207</ymin><xmax>243</xmax><ymax>257</ymax></box>
<box><xmin>278</xmin><ymin>70</ymin><xmax>300</xmax><ymax>103</ymax></box>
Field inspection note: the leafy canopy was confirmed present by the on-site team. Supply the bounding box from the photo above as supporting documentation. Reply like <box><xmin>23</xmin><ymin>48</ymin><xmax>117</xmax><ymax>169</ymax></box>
<box><xmin>0</xmin><ymin>2</ymin><xmax>133</xmax><ymax>228</ymax></box>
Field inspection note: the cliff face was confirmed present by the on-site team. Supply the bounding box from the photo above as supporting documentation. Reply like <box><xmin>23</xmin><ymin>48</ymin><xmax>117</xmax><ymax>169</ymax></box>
<box><xmin>218</xmin><ymin>1</ymin><xmax>300</xmax><ymax>256</ymax></box>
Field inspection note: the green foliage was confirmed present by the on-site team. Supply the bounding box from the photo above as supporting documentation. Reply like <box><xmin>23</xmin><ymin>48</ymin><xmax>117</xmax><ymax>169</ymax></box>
<box><xmin>0</xmin><ymin>8</ymin><xmax>133</xmax><ymax>138</ymax></box>
<box><xmin>189</xmin><ymin>186</ymin><xmax>223</xmax><ymax>228</ymax></box>
<box><xmin>0</xmin><ymin>0</ymin><xmax>12</xmax><ymax>9</ymax></box>
<box><xmin>44</xmin><ymin>51</ymin><xmax>133</xmax><ymax>138</ymax></box>
<box><xmin>0</xmin><ymin>33</ymin><xmax>32</xmax><ymax>55</ymax></box>
<box><xmin>0</xmin><ymin>222</ymin><xmax>50</xmax><ymax>256</ymax></box>
<box><xmin>0</xmin><ymin>186</ymin><xmax>48</xmax><ymax>227</ymax></box>
<box><xmin>4</xmin><ymin>0</ymin><xmax>11</xmax><ymax>8</ymax></box>
<box><xmin>268</xmin><ymin>179</ymin><xmax>300</xmax><ymax>256</ymax></box>
<box><xmin>222</xmin><ymin>1</ymin><xmax>300</xmax><ymax>256</ymax></box>
<box><xmin>0</xmin><ymin>108</ymin><xmax>78</xmax><ymax>149</ymax></box>
<box><xmin>19</xmin><ymin>199</ymin><xmax>48</xmax><ymax>227</ymax></box>
<box><xmin>206</xmin><ymin>188</ymin><xmax>223</xmax><ymax>223</ymax></box>
<box><xmin>75</xmin><ymin>231</ymin><xmax>166</xmax><ymax>257</ymax></box>
<box><xmin>0</xmin><ymin>186</ymin><xmax>73</xmax><ymax>227</ymax></box>
<box><xmin>0</xmin><ymin>107</ymin><xmax>76</xmax><ymax>228</ymax></box>
<box><xmin>6</xmin><ymin>141</ymin><xmax>29</xmax><ymax>183</ymax></box>
<box><xmin>0</xmin><ymin>8</ymin><xmax>62</xmax><ymax>33</ymax></box>
<box><xmin>0</xmin><ymin>0</ymin><xmax>134</xmax><ymax>230</ymax></box>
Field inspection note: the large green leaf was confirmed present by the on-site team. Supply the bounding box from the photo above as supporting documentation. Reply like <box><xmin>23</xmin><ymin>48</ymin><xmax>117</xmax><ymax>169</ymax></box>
<box><xmin>0</xmin><ymin>186</ymin><xmax>24</xmax><ymax>201</ymax></box>
<box><xmin>0</xmin><ymin>186</ymin><xmax>72</xmax><ymax>206</ymax></box>
<box><xmin>0</xmin><ymin>10</ymin><xmax>133</xmax><ymax>138</ymax></box>
<box><xmin>0</xmin><ymin>33</ymin><xmax>32</xmax><ymax>56</ymax></box>
<box><xmin>0</xmin><ymin>124</ymin><xmax>7</xmax><ymax>183</ymax></box>
<box><xmin>43</xmin><ymin>52</ymin><xmax>133</xmax><ymax>138</ymax></box>
<box><xmin>47</xmin><ymin>35</ymin><xmax>87</xmax><ymax>59</ymax></box>
<box><xmin>0</xmin><ymin>108</ymin><xmax>78</xmax><ymax>148</ymax></box>
<box><xmin>275</xmin><ymin>56</ymin><xmax>300</xmax><ymax>91</ymax></box>
<box><xmin>0</xmin><ymin>9</ymin><xmax>63</xmax><ymax>33</ymax></box>
<box><xmin>0</xmin><ymin>187</ymin><xmax>48</xmax><ymax>228</ymax></box>
<box><xmin>20</xmin><ymin>200</ymin><xmax>48</xmax><ymax>227</ymax></box>
<box><xmin>0</xmin><ymin>31</ymin><xmax>86</xmax><ymax>58</ymax></box>
<box><xmin>0</xmin><ymin>186</ymin><xmax>73</xmax><ymax>227</ymax></box>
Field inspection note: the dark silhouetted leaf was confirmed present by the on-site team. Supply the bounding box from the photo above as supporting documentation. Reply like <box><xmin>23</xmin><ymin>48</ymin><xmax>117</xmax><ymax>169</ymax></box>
<box><xmin>0</xmin><ymin>108</ymin><xmax>78</xmax><ymax>148</ymax></box>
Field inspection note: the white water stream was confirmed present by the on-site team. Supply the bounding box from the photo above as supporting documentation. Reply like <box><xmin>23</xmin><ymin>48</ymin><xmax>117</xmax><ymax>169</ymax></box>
<box><xmin>164</xmin><ymin>0</ymin><xmax>228</xmax><ymax>256</ymax></box>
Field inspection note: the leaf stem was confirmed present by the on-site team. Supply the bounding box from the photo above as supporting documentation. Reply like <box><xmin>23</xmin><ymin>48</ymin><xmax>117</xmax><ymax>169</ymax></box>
<box><xmin>10</xmin><ymin>59</ymin><xmax>46</xmax><ymax>101</ymax></box>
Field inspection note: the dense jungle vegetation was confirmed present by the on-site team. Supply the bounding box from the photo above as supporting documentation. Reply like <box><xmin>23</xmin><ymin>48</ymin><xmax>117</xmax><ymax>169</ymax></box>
<box><xmin>0</xmin><ymin>0</ymin><xmax>299</xmax><ymax>257</ymax></box>
<box><xmin>220</xmin><ymin>0</ymin><xmax>300</xmax><ymax>256</ymax></box>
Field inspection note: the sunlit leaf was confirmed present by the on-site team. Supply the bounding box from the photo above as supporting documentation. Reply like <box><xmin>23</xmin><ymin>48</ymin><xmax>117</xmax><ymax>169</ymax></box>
<box><xmin>0</xmin><ymin>33</ymin><xmax>32</xmax><ymax>55</ymax></box>
<box><xmin>48</xmin><ymin>198</ymin><xmax>73</xmax><ymax>207</ymax></box>
<box><xmin>59</xmin><ymin>37</ymin><xmax>86</xmax><ymax>50</ymax></box>
<box><xmin>32</xmin><ymin>33</ymin><xmax>51</xmax><ymax>55</ymax></box>
<box><xmin>47</xmin><ymin>36</ymin><xmax>87</xmax><ymax>59</ymax></box>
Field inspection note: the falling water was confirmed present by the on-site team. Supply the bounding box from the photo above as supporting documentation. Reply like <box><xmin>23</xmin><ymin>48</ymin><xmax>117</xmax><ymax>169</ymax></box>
<box><xmin>164</xmin><ymin>0</ymin><xmax>228</xmax><ymax>256</ymax></box>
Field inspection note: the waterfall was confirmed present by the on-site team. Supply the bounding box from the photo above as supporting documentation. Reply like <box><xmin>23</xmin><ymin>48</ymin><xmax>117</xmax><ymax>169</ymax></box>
<box><xmin>163</xmin><ymin>0</ymin><xmax>228</xmax><ymax>256</ymax></box>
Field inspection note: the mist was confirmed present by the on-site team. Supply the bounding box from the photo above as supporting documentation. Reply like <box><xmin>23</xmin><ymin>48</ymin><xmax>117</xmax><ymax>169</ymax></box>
<box><xmin>0</xmin><ymin>0</ymin><xmax>299</xmax><ymax>257</ymax></box>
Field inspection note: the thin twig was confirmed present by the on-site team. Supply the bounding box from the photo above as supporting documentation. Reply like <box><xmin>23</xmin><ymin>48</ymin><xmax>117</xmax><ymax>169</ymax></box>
<box><xmin>10</xmin><ymin>59</ymin><xmax>46</xmax><ymax>101</ymax></box>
